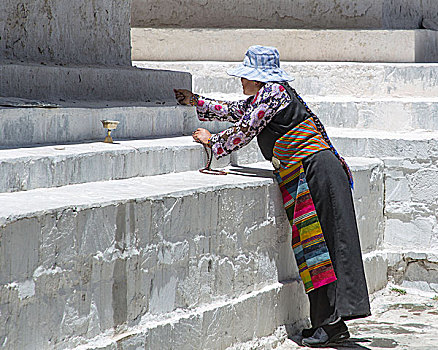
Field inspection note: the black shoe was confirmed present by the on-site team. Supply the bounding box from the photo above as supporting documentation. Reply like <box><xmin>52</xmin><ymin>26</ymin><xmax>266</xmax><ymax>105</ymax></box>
<box><xmin>302</xmin><ymin>320</ymin><xmax>350</xmax><ymax>347</ymax></box>
<box><xmin>301</xmin><ymin>327</ymin><xmax>317</xmax><ymax>338</ymax></box>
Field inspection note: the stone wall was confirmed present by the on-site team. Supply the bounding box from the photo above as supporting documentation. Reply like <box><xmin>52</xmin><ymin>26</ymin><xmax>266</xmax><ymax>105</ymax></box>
<box><xmin>0</xmin><ymin>158</ymin><xmax>383</xmax><ymax>349</ymax></box>
<box><xmin>0</xmin><ymin>0</ymin><xmax>131</xmax><ymax>65</ymax></box>
<box><xmin>0</xmin><ymin>171</ymin><xmax>306</xmax><ymax>349</ymax></box>
<box><xmin>131</xmin><ymin>0</ymin><xmax>438</xmax><ymax>29</ymax></box>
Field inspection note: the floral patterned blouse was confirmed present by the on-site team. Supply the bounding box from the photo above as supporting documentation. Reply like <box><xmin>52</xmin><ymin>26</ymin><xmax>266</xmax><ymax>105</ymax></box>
<box><xmin>193</xmin><ymin>82</ymin><xmax>291</xmax><ymax>159</ymax></box>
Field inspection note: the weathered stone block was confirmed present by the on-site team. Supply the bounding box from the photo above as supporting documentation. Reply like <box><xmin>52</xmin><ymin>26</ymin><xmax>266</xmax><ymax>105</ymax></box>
<box><xmin>131</xmin><ymin>0</ymin><xmax>438</xmax><ymax>30</ymax></box>
<box><xmin>0</xmin><ymin>0</ymin><xmax>131</xmax><ymax>65</ymax></box>
<box><xmin>385</xmin><ymin>217</ymin><xmax>438</xmax><ymax>250</ymax></box>
<box><xmin>402</xmin><ymin>260</ymin><xmax>438</xmax><ymax>293</ymax></box>
<box><xmin>110</xmin><ymin>282</ymin><xmax>307</xmax><ymax>350</ymax></box>
<box><xmin>0</xmin><ymin>63</ymin><xmax>191</xmax><ymax>103</ymax></box>
<box><xmin>350</xmin><ymin>158</ymin><xmax>385</xmax><ymax>253</ymax></box>
<box><xmin>131</xmin><ymin>28</ymin><xmax>438</xmax><ymax>63</ymax></box>
<box><xmin>386</xmin><ymin>176</ymin><xmax>412</xmax><ymax>202</ymax></box>
<box><xmin>363</xmin><ymin>252</ymin><xmax>388</xmax><ymax>294</ymax></box>
<box><xmin>387</xmin><ymin>251</ymin><xmax>438</xmax><ymax>293</ymax></box>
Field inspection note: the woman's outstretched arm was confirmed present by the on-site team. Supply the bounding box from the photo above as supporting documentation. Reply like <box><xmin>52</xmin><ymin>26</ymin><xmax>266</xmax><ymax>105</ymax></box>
<box><xmin>174</xmin><ymin>89</ymin><xmax>250</xmax><ymax>123</ymax></box>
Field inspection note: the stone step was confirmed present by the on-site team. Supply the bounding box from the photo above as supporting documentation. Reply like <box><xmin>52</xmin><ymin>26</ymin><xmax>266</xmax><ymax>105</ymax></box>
<box><xmin>131</xmin><ymin>0</ymin><xmax>437</xmax><ymax>30</ymax></box>
<box><xmin>131</xmin><ymin>29</ymin><xmax>438</xmax><ymax>63</ymax></box>
<box><xmin>0</xmin><ymin>62</ymin><xmax>191</xmax><ymax>102</ymax></box>
<box><xmin>328</xmin><ymin>128</ymin><xmax>438</xmax><ymax>160</ymax></box>
<box><xmin>0</xmin><ymin>104</ymin><xmax>201</xmax><ymax>147</ymax></box>
<box><xmin>190</xmin><ymin>96</ymin><xmax>438</xmax><ymax>132</ymax></box>
<box><xmin>189</xmin><ymin>95</ymin><xmax>438</xmax><ymax>132</ymax></box>
<box><xmin>134</xmin><ymin>61</ymin><xmax>438</xmax><ymax>98</ymax></box>
<box><xmin>311</xmin><ymin>96</ymin><xmax>438</xmax><ymax>131</ymax></box>
<box><xmin>74</xmin><ymin>281</ymin><xmax>307</xmax><ymax>350</ymax></box>
<box><xmin>0</xmin><ymin>136</ymin><xmax>230</xmax><ymax>193</ymax></box>
<box><xmin>2</xmin><ymin>96</ymin><xmax>437</xmax><ymax>148</ymax></box>
<box><xmin>0</xmin><ymin>133</ymin><xmax>383</xmax><ymax>197</ymax></box>
<box><xmin>0</xmin><ymin>165</ymin><xmax>301</xmax><ymax>349</ymax></box>
<box><xmin>0</xmin><ymin>161</ymin><xmax>382</xmax><ymax>349</ymax></box>
<box><xmin>0</xmin><ymin>158</ymin><xmax>384</xmax><ymax>271</ymax></box>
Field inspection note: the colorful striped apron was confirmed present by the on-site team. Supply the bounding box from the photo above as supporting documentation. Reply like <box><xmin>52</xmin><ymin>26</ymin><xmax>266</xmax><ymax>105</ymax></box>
<box><xmin>273</xmin><ymin>117</ymin><xmax>337</xmax><ymax>293</ymax></box>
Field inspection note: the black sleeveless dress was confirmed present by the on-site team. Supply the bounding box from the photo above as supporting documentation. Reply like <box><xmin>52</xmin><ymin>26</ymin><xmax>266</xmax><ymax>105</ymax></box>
<box><xmin>258</xmin><ymin>84</ymin><xmax>371</xmax><ymax>327</ymax></box>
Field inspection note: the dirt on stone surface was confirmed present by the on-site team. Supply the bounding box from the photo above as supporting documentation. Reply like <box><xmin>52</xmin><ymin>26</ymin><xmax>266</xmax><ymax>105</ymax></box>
<box><xmin>278</xmin><ymin>285</ymin><xmax>438</xmax><ymax>350</ymax></box>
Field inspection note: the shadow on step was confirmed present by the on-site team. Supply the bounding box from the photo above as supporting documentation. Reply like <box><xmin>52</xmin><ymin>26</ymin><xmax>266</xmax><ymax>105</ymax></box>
<box><xmin>227</xmin><ymin>165</ymin><xmax>275</xmax><ymax>179</ymax></box>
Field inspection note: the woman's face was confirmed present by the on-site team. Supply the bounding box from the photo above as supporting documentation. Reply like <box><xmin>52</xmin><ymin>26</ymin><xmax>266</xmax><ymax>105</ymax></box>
<box><xmin>241</xmin><ymin>78</ymin><xmax>263</xmax><ymax>96</ymax></box>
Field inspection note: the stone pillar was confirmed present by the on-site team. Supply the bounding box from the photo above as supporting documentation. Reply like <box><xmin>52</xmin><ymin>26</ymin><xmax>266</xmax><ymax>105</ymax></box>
<box><xmin>0</xmin><ymin>0</ymin><xmax>191</xmax><ymax>102</ymax></box>
<box><xmin>0</xmin><ymin>0</ymin><xmax>131</xmax><ymax>65</ymax></box>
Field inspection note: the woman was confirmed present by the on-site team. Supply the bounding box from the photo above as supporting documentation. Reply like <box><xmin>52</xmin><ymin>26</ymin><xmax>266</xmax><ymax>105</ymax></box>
<box><xmin>174</xmin><ymin>45</ymin><xmax>370</xmax><ymax>347</ymax></box>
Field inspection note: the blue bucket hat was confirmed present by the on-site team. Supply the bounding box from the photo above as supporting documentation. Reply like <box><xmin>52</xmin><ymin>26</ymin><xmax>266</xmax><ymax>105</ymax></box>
<box><xmin>227</xmin><ymin>45</ymin><xmax>294</xmax><ymax>83</ymax></box>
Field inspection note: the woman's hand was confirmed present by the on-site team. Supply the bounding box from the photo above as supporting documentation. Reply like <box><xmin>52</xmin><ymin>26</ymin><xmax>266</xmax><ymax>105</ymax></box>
<box><xmin>174</xmin><ymin>89</ymin><xmax>193</xmax><ymax>105</ymax></box>
<box><xmin>192</xmin><ymin>128</ymin><xmax>212</xmax><ymax>145</ymax></box>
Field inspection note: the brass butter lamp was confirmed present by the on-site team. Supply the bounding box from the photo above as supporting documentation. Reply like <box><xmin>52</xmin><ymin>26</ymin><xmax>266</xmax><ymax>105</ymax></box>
<box><xmin>101</xmin><ymin>120</ymin><xmax>120</xmax><ymax>143</ymax></box>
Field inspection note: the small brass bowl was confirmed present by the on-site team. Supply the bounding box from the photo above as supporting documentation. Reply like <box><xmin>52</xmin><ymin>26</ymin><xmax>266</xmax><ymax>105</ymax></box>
<box><xmin>101</xmin><ymin>120</ymin><xmax>120</xmax><ymax>143</ymax></box>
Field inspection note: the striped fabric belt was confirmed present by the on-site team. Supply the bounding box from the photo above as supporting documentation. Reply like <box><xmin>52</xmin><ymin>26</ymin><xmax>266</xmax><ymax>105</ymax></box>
<box><xmin>272</xmin><ymin>117</ymin><xmax>330</xmax><ymax>170</ymax></box>
<box><xmin>275</xmin><ymin>163</ymin><xmax>337</xmax><ymax>293</ymax></box>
